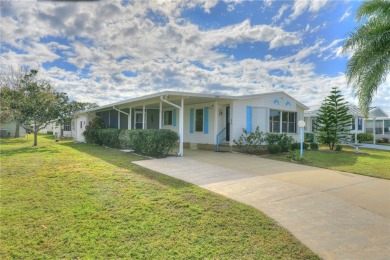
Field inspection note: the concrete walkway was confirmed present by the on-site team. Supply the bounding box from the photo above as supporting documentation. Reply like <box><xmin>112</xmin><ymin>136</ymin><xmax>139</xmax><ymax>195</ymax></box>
<box><xmin>134</xmin><ymin>150</ymin><xmax>390</xmax><ymax>259</ymax></box>
<box><xmin>359</xmin><ymin>143</ymin><xmax>390</xmax><ymax>151</ymax></box>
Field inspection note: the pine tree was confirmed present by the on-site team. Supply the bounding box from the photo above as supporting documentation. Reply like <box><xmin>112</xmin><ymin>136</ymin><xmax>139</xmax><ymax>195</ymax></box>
<box><xmin>316</xmin><ymin>87</ymin><xmax>352</xmax><ymax>150</ymax></box>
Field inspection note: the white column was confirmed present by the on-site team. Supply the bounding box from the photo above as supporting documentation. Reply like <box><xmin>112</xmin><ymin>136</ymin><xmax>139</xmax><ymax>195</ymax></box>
<box><xmin>373</xmin><ymin>118</ymin><xmax>376</xmax><ymax>145</ymax></box>
<box><xmin>214</xmin><ymin>101</ymin><xmax>218</xmax><ymax>145</ymax></box>
<box><xmin>142</xmin><ymin>105</ymin><xmax>146</xmax><ymax>129</ymax></box>
<box><xmin>354</xmin><ymin>117</ymin><xmax>358</xmax><ymax>144</ymax></box>
<box><xmin>118</xmin><ymin>110</ymin><xmax>121</xmax><ymax>129</ymax></box>
<box><xmin>383</xmin><ymin>120</ymin><xmax>385</xmax><ymax>135</ymax></box>
<box><xmin>159</xmin><ymin>101</ymin><xmax>163</xmax><ymax>129</ymax></box>
<box><xmin>128</xmin><ymin>108</ymin><xmax>132</xmax><ymax>130</ymax></box>
<box><xmin>179</xmin><ymin>98</ymin><xmax>184</xmax><ymax>156</ymax></box>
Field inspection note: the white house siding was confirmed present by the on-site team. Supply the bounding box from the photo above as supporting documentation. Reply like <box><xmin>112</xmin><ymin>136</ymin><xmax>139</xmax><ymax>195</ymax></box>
<box><xmin>74</xmin><ymin>113</ymin><xmax>94</xmax><ymax>142</ymax></box>
<box><xmin>231</xmin><ymin>93</ymin><xmax>305</xmax><ymax>143</ymax></box>
<box><xmin>183</xmin><ymin>102</ymin><xmax>216</xmax><ymax>145</ymax></box>
<box><xmin>0</xmin><ymin>121</ymin><xmax>27</xmax><ymax>137</ymax></box>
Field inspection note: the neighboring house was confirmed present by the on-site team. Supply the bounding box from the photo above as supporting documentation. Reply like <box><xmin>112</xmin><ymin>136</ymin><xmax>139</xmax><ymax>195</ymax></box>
<box><xmin>0</xmin><ymin>121</ymin><xmax>27</xmax><ymax>137</ymax></box>
<box><xmin>304</xmin><ymin>104</ymin><xmax>389</xmax><ymax>143</ymax></box>
<box><xmin>72</xmin><ymin>91</ymin><xmax>308</xmax><ymax>156</ymax></box>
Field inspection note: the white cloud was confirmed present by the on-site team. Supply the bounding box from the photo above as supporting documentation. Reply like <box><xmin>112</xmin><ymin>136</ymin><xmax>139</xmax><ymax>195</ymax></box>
<box><xmin>288</xmin><ymin>0</ymin><xmax>329</xmax><ymax>22</ymax></box>
<box><xmin>339</xmin><ymin>7</ymin><xmax>351</xmax><ymax>22</ymax></box>
<box><xmin>2</xmin><ymin>0</ymin><xmax>387</xmax><ymax>115</ymax></box>
<box><xmin>272</xmin><ymin>4</ymin><xmax>289</xmax><ymax>23</ymax></box>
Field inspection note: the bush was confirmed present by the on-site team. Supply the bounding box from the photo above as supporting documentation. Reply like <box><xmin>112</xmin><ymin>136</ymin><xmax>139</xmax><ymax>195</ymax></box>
<box><xmin>291</xmin><ymin>142</ymin><xmax>309</xmax><ymax>150</ymax></box>
<box><xmin>310</xmin><ymin>142</ymin><xmax>319</xmax><ymax>150</ymax></box>
<box><xmin>99</xmin><ymin>128</ymin><xmax>123</xmax><ymax>148</ymax></box>
<box><xmin>376</xmin><ymin>139</ymin><xmax>384</xmax><ymax>144</ymax></box>
<box><xmin>83</xmin><ymin>117</ymin><xmax>106</xmax><ymax>145</ymax></box>
<box><xmin>383</xmin><ymin>138</ymin><xmax>389</xmax><ymax>143</ymax></box>
<box><xmin>233</xmin><ymin>127</ymin><xmax>265</xmax><ymax>154</ymax></box>
<box><xmin>305</xmin><ymin>133</ymin><xmax>315</xmax><ymax>142</ymax></box>
<box><xmin>127</xmin><ymin>129</ymin><xmax>179</xmax><ymax>157</ymax></box>
<box><xmin>357</xmin><ymin>133</ymin><xmax>374</xmax><ymax>143</ymax></box>
<box><xmin>265</xmin><ymin>133</ymin><xmax>294</xmax><ymax>152</ymax></box>
<box><xmin>268</xmin><ymin>144</ymin><xmax>282</xmax><ymax>154</ymax></box>
<box><xmin>335</xmin><ymin>145</ymin><xmax>343</xmax><ymax>151</ymax></box>
<box><xmin>47</xmin><ymin>131</ymin><xmax>53</xmax><ymax>135</ymax></box>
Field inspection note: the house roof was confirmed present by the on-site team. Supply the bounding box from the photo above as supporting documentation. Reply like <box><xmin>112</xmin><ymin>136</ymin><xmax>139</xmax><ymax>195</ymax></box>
<box><xmin>304</xmin><ymin>104</ymin><xmax>389</xmax><ymax>118</ymax></box>
<box><xmin>77</xmin><ymin>90</ymin><xmax>308</xmax><ymax>114</ymax></box>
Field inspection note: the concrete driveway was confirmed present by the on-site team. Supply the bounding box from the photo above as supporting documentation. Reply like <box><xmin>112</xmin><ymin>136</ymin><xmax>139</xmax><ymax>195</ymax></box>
<box><xmin>134</xmin><ymin>149</ymin><xmax>390</xmax><ymax>259</ymax></box>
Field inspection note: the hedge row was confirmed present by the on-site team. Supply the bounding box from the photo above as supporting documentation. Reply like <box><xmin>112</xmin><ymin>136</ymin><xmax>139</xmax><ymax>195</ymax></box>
<box><xmin>84</xmin><ymin>124</ymin><xmax>179</xmax><ymax>157</ymax></box>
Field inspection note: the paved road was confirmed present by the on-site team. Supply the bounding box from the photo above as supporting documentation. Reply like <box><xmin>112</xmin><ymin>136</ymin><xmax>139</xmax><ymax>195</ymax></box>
<box><xmin>134</xmin><ymin>150</ymin><xmax>390</xmax><ymax>259</ymax></box>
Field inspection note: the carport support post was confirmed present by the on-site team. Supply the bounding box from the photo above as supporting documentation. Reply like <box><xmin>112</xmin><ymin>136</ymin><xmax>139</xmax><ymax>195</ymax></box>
<box><xmin>159</xmin><ymin>101</ymin><xmax>162</xmax><ymax>129</ymax></box>
<box><xmin>179</xmin><ymin>98</ymin><xmax>184</xmax><ymax>156</ymax></box>
<box><xmin>373</xmin><ymin>118</ymin><xmax>376</xmax><ymax>145</ymax></box>
<box><xmin>142</xmin><ymin>105</ymin><xmax>146</xmax><ymax>129</ymax></box>
<box><xmin>128</xmin><ymin>108</ymin><xmax>132</xmax><ymax>130</ymax></box>
<box><xmin>298</xmin><ymin>120</ymin><xmax>306</xmax><ymax>158</ymax></box>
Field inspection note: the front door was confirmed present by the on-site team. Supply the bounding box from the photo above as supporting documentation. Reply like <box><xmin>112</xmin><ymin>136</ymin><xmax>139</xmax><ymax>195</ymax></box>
<box><xmin>226</xmin><ymin>107</ymin><xmax>230</xmax><ymax>142</ymax></box>
<box><xmin>135</xmin><ymin>111</ymin><xmax>144</xmax><ymax>129</ymax></box>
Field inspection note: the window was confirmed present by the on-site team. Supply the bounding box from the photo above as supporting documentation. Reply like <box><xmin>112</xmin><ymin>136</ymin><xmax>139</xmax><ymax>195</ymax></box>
<box><xmin>195</xmin><ymin>109</ymin><xmax>203</xmax><ymax>132</ymax></box>
<box><xmin>164</xmin><ymin>111</ymin><xmax>172</xmax><ymax>125</ymax></box>
<box><xmin>358</xmin><ymin>118</ymin><xmax>363</xmax><ymax>131</ymax></box>
<box><xmin>351</xmin><ymin>118</ymin><xmax>355</xmax><ymax>130</ymax></box>
<box><xmin>80</xmin><ymin>121</ymin><xmax>82</xmax><ymax>129</ymax></box>
<box><xmin>312</xmin><ymin>118</ymin><xmax>317</xmax><ymax>132</ymax></box>
<box><xmin>64</xmin><ymin>121</ymin><xmax>71</xmax><ymax>131</ymax></box>
<box><xmin>269</xmin><ymin>110</ymin><xmax>280</xmax><ymax>133</ymax></box>
<box><xmin>270</xmin><ymin>110</ymin><xmax>297</xmax><ymax>133</ymax></box>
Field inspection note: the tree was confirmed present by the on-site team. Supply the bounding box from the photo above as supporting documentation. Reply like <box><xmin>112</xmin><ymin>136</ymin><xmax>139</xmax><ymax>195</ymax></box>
<box><xmin>342</xmin><ymin>0</ymin><xmax>390</xmax><ymax>116</ymax></box>
<box><xmin>16</xmin><ymin>70</ymin><xmax>70</xmax><ymax>146</ymax></box>
<box><xmin>315</xmin><ymin>87</ymin><xmax>352</xmax><ymax>150</ymax></box>
<box><xmin>0</xmin><ymin>67</ymin><xmax>30</xmax><ymax>137</ymax></box>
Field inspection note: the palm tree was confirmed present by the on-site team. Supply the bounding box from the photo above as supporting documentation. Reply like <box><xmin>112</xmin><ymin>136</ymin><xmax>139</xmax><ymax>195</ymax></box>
<box><xmin>342</xmin><ymin>0</ymin><xmax>390</xmax><ymax>117</ymax></box>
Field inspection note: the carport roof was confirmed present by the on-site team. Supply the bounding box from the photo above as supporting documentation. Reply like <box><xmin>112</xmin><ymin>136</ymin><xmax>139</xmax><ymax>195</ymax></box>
<box><xmin>77</xmin><ymin>90</ymin><xmax>308</xmax><ymax>114</ymax></box>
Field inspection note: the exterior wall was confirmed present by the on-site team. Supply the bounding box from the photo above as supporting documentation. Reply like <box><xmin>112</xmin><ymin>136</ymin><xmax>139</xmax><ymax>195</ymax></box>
<box><xmin>0</xmin><ymin>121</ymin><xmax>27</xmax><ymax>137</ymax></box>
<box><xmin>232</xmin><ymin>93</ymin><xmax>305</xmax><ymax>143</ymax></box>
<box><xmin>74</xmin><ymin>113</ymin><xmax>95</xmax><ymax>142</ymax></box>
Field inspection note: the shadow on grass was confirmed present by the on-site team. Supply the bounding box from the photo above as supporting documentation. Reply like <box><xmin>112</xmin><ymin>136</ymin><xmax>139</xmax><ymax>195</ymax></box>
<box><xmin>0</xmin><ymin>135</ymin><xmax>61</xmax><ymax>157</ymax></box>
<box><xmin>61</xmin><ymin>141</ymin><xmax>192</xmax><ymax>190</ymax></box>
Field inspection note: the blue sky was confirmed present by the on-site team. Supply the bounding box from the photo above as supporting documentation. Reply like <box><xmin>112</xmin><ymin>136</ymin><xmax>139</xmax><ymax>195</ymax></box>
<box><xmin>1</xmin><ymin>0</ymin><xmax>389</xmax><ymax>115</ymax></box>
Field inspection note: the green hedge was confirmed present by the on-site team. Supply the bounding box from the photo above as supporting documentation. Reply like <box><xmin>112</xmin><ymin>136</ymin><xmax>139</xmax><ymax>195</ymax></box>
<box><xmin>85</xmin><ymin>127</ymin><xmax>179</xmax><ymax>158</ymax></box>
<box><xmin>357</xmin><ymin>133</ymin><xmax>374</xmax><ymax>142</ymax></box>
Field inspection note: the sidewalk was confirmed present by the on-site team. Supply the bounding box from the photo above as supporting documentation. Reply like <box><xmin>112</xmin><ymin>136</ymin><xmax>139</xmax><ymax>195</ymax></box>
<box><xmin>134</xmin><ymin>150</ymin><xmax>390</xmax><ymax>259</ymax></box>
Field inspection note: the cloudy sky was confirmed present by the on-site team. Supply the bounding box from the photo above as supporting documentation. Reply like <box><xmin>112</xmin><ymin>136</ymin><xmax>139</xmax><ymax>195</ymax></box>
<box><xmin>1</xmin><ymin>0</ymin><xmax>389</xmax><ymax>114</ymax></box>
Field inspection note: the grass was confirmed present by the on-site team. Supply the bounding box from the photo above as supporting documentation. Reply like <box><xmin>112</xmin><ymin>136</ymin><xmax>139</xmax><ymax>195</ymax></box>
<box><xmin>0</xmin><ymin>135</ymin><xmax>318</xmax><ymax>259</ymax></box>
<box><xmin>267</xmin><ymin>146</ymin><xmax>390</xmax><ymax>179</ymax></box>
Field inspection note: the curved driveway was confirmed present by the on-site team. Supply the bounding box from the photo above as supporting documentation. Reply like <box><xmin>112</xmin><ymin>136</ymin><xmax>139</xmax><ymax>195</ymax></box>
<box><xmin>134</xmin><ymin>150</ymin><xmax>390</xmax><ymax>259</ymax></box>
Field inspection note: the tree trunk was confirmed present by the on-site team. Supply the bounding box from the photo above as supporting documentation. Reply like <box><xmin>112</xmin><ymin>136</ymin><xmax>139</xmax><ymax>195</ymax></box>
<box><xmin>34</xmin><ymin>131</ymin><xmax>38</xmax><ymax>146</ymax></box>
<box><xmin>14</xmin><ymin>122</ymin><xmax>20</xmax><ymax>138</ymax></box>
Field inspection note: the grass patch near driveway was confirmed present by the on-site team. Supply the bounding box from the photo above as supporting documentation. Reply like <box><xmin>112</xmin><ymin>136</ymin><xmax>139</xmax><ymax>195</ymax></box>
<box><xmin>0</xmin><ymin>135</ymin><xmax>318</xmax><ymax>259</ymax></box>
<box><xmin>267</xmin><ymin>146</ymin><xmax>390</xmax><ymax>179</ymax></box>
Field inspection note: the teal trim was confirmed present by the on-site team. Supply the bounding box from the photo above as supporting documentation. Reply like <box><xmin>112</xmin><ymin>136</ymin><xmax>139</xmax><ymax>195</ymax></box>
<box><xmin>190</xmin><ymin>108</ymin><xmax>194</xmax><ymax>133</ymax></box>
<box><xmin>172</xmin><ymin>109</ymin><xmax>177</xmax><ymax>127</ymax></box>
<box><xmin>204</xmin><ymin>107</ymin><xmax>209</xmax><ymax>134</ymax></box>
<box><xmin>246</xmin><ymin>106</ymin><xmax>252</xmax><ymax>133</ymax></box>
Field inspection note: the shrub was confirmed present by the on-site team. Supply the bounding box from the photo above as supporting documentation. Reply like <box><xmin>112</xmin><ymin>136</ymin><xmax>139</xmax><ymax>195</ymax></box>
<box><xmin>99</xmin><ymin>128</ymin><xmax>123</xmax><ymax>148</ymax></box>
<box><xmin>265</xmin><ymin>133</ymin><xmax>294</xmax><ymax>152</ymax></box>
<box><xmin>357</xmin><ymin>133</ymin><xmax>374</xmax><ymax>142</ymax></box>
<box><xmin>310</xmin><ymin>142</ymin><xmax>319</xmax><ymax>150</ymax></box>
<box><xmin>305</xmin><ymin>133</ymin><xmax>315</xmax><ymax>143</ymax></box>
<box><xmin>127</xmin><ymin>129</ymin><xmax>179</xmax><ymax>157</ymax></box>
<box><xmin>47</xmin><ymin>131</ymin><xmax>53</xmax><ymax>135</ymax></box>
<box><xmin>268</xmin><ymin>144</ymin><xmax>282</xmax><ymax>154</ymax></box>
<box><xmin>383</xmin><ymin>138</ymin><xmax>389</xmax><ymax>143</ymax></box>
<box><xmin>291</xmin><ymin>142</ymin><xmax>308</xmax><ymax>150</ymax></box>
<box><xmin>83</xmin><ymin>117</ymin><xmax>106</xmax><ymax>145</ymax></box>
<box><xmin>287</xmin><ymin>150</ymin><xmax>305</xmax><ymax>162</ymax></box>
<box><xmin>376</xmin><ymin>139</ymin><xmax>384</xmax><ymax>144</ymax></box>
<box><xmin>335</xmin><ymin>145</ymin><xmax>343</xmax><ymax>151</ymax></box>
<box><xmin>233</xmin><ymin>127</ymin><xmax>265</xmax><ymax>154</ymax></box>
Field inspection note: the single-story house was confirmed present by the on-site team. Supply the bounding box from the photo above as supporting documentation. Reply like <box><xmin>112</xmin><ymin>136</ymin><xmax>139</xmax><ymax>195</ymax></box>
<box><xmin>0</xmin><ymin>121</ymin><xmax>27</xmax><ymax>137</ymax></box>
<box><xmin>72</xmin><ymin>91</ymin><xmax>308</xmax><ymax>156</ymax></box>
<box><xmin>304</xmin><ymin>105</ymin><xmax>389</xmax><ymax>143</ymax></box>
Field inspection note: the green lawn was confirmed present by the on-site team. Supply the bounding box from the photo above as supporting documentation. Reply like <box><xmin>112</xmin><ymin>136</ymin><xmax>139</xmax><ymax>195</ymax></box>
<box><xmin>0</xmin><ymin>135</ymin><xmax>318</xmax><ymax>259</ymax></box>
<box><xmin>267</xmin><ymin>146</ymin><xmax>390</xmax><ymax>179</ymax></box>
